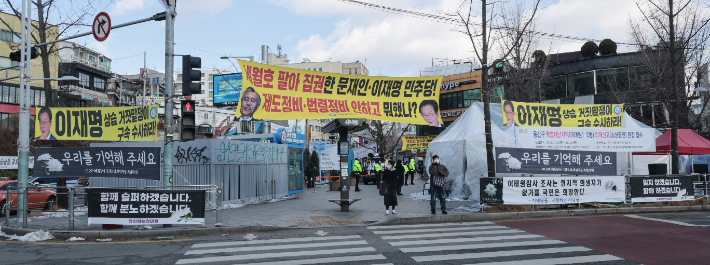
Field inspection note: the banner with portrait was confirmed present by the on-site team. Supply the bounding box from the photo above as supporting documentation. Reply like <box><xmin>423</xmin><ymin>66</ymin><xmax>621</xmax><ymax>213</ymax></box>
<box><xmin>34</xmin><ymin>106</ymin><xmax>159</xmax><ymax>141</ymax></box>
<box><xmin>501</xmin><ymin>100</ymin><xmax>624</xmax><ymax>128</ymax></box>
<box><xmin>235</xmin><ymin>60</ymin><xmax>444</xmax><ymax>127</ymax></box>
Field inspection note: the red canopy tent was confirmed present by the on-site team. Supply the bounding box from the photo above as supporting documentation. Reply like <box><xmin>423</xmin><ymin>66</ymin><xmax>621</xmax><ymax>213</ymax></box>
<box><xmin>634</xmin><ymin>129</ymin><xmax>710</xmax><ymax>155</ymax></box>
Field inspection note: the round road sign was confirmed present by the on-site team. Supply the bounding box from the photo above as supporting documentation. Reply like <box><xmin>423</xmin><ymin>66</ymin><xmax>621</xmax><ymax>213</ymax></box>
<box><xmin>92</xmin><ymin>12</ymin><xmax>111</xmax><ymax>42</ymax></box>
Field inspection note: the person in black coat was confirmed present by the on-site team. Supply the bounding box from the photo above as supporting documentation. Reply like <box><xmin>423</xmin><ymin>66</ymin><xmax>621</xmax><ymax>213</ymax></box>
<box><xmin>382</xmin><ymin>160</ymin><xmax>398</xmax><ymax>214</ymax></box>
<box><xmin>395</xmin><ymin>159</ymin><xmax>405</xmax><ymax>195</ymax></box>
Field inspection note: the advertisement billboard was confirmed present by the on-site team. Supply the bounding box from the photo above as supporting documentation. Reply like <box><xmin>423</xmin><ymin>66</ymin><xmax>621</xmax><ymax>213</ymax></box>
<box><xmin>213</xmin><ymin>73</ymin><xmax>242</xmax><ymax>107</ymax></box>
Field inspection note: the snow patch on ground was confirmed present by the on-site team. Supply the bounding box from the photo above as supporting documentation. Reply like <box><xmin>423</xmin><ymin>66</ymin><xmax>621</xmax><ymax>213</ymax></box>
<box><xmin>454</xmin><ymin>205</ymin><xmax>482</xmax><ymax>212</ymax></box>
<box><xmin>0</xmin><ymin>228</ymin><xmax>55</xmax><ymax>242</ymax></box>
<box><xmin>96</xmin><ymin>238</ymin><xmax>113</xmax><ymax>242</ymax></box>
<box><xmin>30</xmin><ymin>206</ymin><xmax>88</xmax><ymax>219</ymax></box>
<box><xmin>66</xmin><ymin>237</ymin><xmax>85</xmax><ymax>241</ymax></box>
<box><xmin>221</xmin><ymin>194</ymin><xmax>297</xmax><ymax>210</ymax></box>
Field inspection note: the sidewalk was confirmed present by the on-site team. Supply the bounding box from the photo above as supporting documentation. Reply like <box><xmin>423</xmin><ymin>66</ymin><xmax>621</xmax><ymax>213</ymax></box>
<box><xmin>3</xmin><ymin>177</ymin><xmax>710</xmax><ymax>239</ymax></box>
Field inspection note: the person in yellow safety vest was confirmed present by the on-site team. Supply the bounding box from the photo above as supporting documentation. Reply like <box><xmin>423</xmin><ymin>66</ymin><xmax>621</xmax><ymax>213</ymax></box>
<box><xmin>352</xmin><ymin>158</ymin><xmax>362</xmax><ymax>192</ymax></box>
<box><xmin>407</xmin><ymin>158</ymin><xmax>416</xmax><ymax>185</ymax></box>
<box><xmin>374</xmin><ymin>161</ymin><xmax>383</xmax><ymax>189</ymax></box>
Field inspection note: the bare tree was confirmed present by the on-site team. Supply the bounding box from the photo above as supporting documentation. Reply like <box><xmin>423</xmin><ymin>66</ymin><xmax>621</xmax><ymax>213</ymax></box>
<box><xmin>630</xmin><ymin>0</ymin><xmax>710</xmax><ymax>173</ymax></box>
<box><xmin>364</xmin><ymin>121</ymin><xmax>411</xmax><ymax>159</ymax></box>
<box><xmin>447</xmin><ymin>0</ymin><xmax>541</xmax><ymax>177</ymax></box>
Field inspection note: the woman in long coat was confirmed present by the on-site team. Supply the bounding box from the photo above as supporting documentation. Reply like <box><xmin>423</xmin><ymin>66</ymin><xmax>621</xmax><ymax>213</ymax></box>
<box><xmin>395</xmin><ymin>159</ymin><xmax>405</xmax><ymax>195</ymax></box>
<box><xmin>382</xmin><ymin>160</ymin><xmax>398</xmax><ymax>215</ymax></box>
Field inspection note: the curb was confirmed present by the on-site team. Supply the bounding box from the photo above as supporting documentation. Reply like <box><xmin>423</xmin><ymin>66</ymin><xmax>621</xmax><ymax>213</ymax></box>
<box><xmin>372</xmin><ymin>205</ymin><xmax>710</xmax><ymax>226</ymax></box>
<box><xmin>0</xmin><ymin>225</ymin><xmax>290</xmax><ymax>240</ymax></box>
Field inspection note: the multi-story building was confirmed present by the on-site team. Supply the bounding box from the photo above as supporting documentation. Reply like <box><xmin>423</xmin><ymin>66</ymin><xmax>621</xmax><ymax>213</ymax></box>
<box><xmin>57</xmin><ymin>41</ymin><xmax>112</xmax><ymax>106</ymax></box>
<box><xmin>107</xmin><ymin>74</ymin><xmax>139</xmax><ymax>106</ymax></box>
<box><xmin>0</xmin><ymin>11</ymin><xmax>57</xmax><ymax>126</ymax></box>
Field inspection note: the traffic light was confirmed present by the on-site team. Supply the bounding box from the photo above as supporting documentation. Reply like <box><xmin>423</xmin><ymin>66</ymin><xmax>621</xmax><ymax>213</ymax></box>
<box><xmin>329</xmin><ymin>135</ymin><xmax>338</xmax><ymax>140</ymax></box>
<box><xmin>181</xmin><ymin>55</ymin><xmax>201</xmax><ymax>96</ymax></box>
<box><xmin>9</xmin><ymin>47</ymin><xmax>38</xmax><ymax>62</ymax></box>
<box><xmin>181</xmin><ymin>100</ymin><xmax>196</xmax><ymax>141</ymax></box>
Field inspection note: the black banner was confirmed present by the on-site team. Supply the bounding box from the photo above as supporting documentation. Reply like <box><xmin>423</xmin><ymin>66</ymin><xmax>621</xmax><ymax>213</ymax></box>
<box><xmin>495</xmin><ymin>147</ymin><xmax>616</xmax><ymax>176</ymax></box>
<box><xmin>480</xmin><ymin>178</ymin><xmax>504</xmax><ymax>204</ymax></box>
<box><xmin>33</xmin><ymin>147</ymin><xmax>161</xmax><ymax>180</ymax></box>
<box><xmin>87</xmin><ymin>188</ymin><xmax>206</xmax><ymax>225</ymax></box>
<box><xmin>630</xmin><ymin>176</ymin><xmax>695</xmax><ymax>202</ymax></box>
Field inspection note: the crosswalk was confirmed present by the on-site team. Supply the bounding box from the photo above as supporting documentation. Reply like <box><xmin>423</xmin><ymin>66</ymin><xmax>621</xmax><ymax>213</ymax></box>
<box><xmin>174</xmin><ymin>235</ymin><xmax>387</xmax><ymax>265</ymax></box>
<box><xmin>369</xmin><ymin>221</ymin><xmax>629</xmax><ymax>264</ymax></box>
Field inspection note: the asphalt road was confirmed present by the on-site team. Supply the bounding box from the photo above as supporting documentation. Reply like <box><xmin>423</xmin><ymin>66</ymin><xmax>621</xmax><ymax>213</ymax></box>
<box><xmin>1</xmin><ymin>212</ymin><xmax>709</xmax><ymax>265</ymax></box>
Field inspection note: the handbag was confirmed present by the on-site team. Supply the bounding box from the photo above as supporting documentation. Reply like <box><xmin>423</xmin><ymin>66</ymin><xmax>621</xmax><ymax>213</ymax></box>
<box><xmin>432</xmin><ymin>175</ymin><xmax>445</xmax><ymax>187</ymax></box>
<box><xmin>379</xmin><ymin>182</ymin><xmax>389</xmax><ymax>196</ymax></box>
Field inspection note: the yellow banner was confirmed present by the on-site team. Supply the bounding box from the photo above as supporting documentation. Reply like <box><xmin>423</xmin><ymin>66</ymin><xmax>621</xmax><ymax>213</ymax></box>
<box><xmin>402</xmin><ymin>135</ymin><xmax>438</xmax><ymax>150</ymax></box>
<box><xmin>501</xmin><ymin>100</ymin><xmax>623</xmax><ymax>128</ymax></box>
<box><xmin>34</xmin><ymin>106</ymin><xmax>159</xmax><ymax>141</ymax></box>
<box><xmin>235</xmin><ymin>60</ymin><xmax>445</xmax><ymax>127</ymax></box>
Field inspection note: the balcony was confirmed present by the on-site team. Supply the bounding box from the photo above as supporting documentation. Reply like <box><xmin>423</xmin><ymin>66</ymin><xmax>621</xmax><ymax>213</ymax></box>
<box><xmin>60</xmin><ymin>55</ymin><xmax>111</xmax><ymax>73</ymax></box>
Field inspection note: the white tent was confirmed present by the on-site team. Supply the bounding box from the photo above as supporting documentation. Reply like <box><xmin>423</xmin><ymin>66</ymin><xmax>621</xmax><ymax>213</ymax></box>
<box><xmin>425</xmin><ymin>102</ymin><xmax>660</xmax><ymax>201</ymax></box>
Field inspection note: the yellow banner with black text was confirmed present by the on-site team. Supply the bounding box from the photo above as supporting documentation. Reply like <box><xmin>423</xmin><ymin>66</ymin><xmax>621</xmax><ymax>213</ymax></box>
<box><xmin>34</xmin><ymin>106</ymin><xmax>159</xmax><ymax>141</ymax></box>
<box><xmin>401</xmin><ymin>135</ymin><xmax>438</xmax><ymax>150</ymax></box>
<box><xmin>235</xmin><ymin>60</ymin><xmax>445</xmax><ymax>127</ymax></box>
<box><xmin>501</xmin><ymin>100</ymin><xmax>624</xmax><ymax>128</ymax></box>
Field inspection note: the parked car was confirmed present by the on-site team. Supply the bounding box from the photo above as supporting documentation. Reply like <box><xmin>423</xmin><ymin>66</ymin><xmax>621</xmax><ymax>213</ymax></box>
<box><xmin>28</xmin><ymin>177</ymin><xmax>80</xmax><ymax>189</ymax></box>
<box><xmin>0</xmin><ymin>180</ymin><xmax>56</xmax><ymax>216</ymax></box>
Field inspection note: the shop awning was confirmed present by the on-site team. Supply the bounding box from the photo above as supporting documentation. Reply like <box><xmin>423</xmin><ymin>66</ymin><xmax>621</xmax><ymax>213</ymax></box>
<box><xmin>634</xmin><ymin>129</ymin><xmax>710</xmax><ymax>155</ymax></box>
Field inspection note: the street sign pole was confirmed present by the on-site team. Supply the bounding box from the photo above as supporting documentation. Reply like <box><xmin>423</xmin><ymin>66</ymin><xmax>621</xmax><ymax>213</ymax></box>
<box><xmin>16</xmin><ymin>0</ymin><xmax>30</xmax><ymax>223</ymax></box>
<box><xmin>163</xmin><ymin>4</ymin><xmax>175</xmax><ymax>192</ymax></box>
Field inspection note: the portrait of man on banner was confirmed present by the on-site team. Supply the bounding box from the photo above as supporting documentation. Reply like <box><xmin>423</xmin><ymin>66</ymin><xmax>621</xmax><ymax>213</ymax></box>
<box><xmin>35</xmin><ymin>107</ymin><xmax>57</xmax><ymax>140</ymax></box>
<box><xmin>503</xmin><ymin>100</ymin><xmax>518</xmax><ymax>127</ymax></box>
<box><xmin>420</xmin><ymin>100</ymin><xmax>443</xmax><ymax>127</ymax></box>
<box><xmin>237</xmin><ymin>87</ymin><xmax>261</xmax><ymax>122</ymax></box>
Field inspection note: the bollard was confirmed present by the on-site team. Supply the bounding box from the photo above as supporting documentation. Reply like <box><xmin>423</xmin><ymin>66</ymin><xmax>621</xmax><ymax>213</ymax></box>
<box><xmin>68</xmin><ymin>188</ymin><xmax>75</xmax><ymax>230</ymax></box>
<box><xmin>216</xmin><ymin>188</ymin><xmax>223</xmax><ymax>226</ymax></box>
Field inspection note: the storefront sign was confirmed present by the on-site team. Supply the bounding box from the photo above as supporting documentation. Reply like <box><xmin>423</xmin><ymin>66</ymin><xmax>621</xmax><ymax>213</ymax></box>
<box><xmin>440</xmin><ymin>81</ymin><xmax>460</xmax><ymax>90</ymax></box>
<box><xmin>502</xmin><ymin>100</ymin><xmax>624</xmax><ymax>128</ymax></box>
<box><xmin>0</xmin><ymin>156</ymin><xmax>34</xmax><ymax>169</ymax></box>
<box><xmin>630</xmin><ymin>176</ymin><xmax>694</xmax><ymax>202</ymax></box>
<box><xmin>515</xmin><ymin>127</ymin><xmax>656</xmax><ymax>152</ymax></box>
<box><xmin>495</xmin><ymin>147</ymin><xmax>616</xmax><ymax>175</ymax></box>
<box><xmin>480</xmin><ymin>177</ymin><xmax>504</xmax><ymax>204</ymax></box>
<box><xmin>33</xmin><ymin>147</ymin><xmax>161</xmax><ymax>180</ymax></box>
<box><xmin>502</xmin><ymin>176</ymin><xmax>625</xmax><ymax>204</ymax></box>
<box><xmin>402</xmin><ymin>135</ymin><xmax>438</xmax><ymax>150</ymax></box>
<box><xmin>87</xmin><ymin>188</ymin><xmax>206</xmax><ymax>225</ymax></box>
<box><xmin>34</xmin><ymin>105</ymin><xmax>159</xmax><ymax>141</ymax></box>
<box><xmin>236</xmin><ymin>60</ymin><xmax>444</xmax><ymax>127</ymax></box>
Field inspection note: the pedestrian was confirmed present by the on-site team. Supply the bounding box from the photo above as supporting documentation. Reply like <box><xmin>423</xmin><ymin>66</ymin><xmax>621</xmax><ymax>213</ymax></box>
<box><xmin>408</xmin><ymin>157</ymin><xmax>416</xmax><ymax>185</ymax></box>
<box><xmin>428</xmin><ymin>155</ymin><xmax>448</xmax><ymax>214</ymax></box>
<box><xmin>382</xmin><ymin>160</ymin><xmax>398</xmax><ymax>215</ymax></box>
<box><xmin>395</xmin><ymin>159</ymin><xmax>405</xmax><ymax>195</ymax></box>
<box><xmin>352</xmin><ymin>158</ymin><xmax>362</xmax><ymax>192</ymax></box>
<box><xmin>374</xmin><ymin>159</ymin><xmax>383</xmax><ymax>189</ymax></box>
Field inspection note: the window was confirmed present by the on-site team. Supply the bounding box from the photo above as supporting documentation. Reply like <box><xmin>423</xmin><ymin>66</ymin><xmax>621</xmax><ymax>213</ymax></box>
<box><xmin>30</xmin><ymin>89</ymin><xmax>34</xmax><ymax>105</ymax></box>
<box><xmin>349</xmin><ymin>68</ymin><xmax>352</xmax><ymax>74</ymax></box>
<box><xmin>315</xmin><ymin>126</ymin><xmax>320</xmax><ymax>132</ymax></box>
<box><xmin>319</xmin><ymin>68</ymin><xmax>322</xmax><ymax>71</ymax></box>
<box><xmin>0</xmin><ymin>29</ymin><xmax>20</xmax><ymax>44</ymax></box>
<box><xmin>89</xmin><ymin>56</ymin><xmax>96</xmax><ymax>63</ymax></box>
<box><xmin>201</xmin><ymin>73</ymin><xmax>205</xmax><ymax>77</ymax></box>
<box><xmin>177</xmin><ymin>74</ymin><xmax>182</xmax><ymax>79</ymax></box>
<box><xmin>542</xmin><ymin>75</ymin><xmax>567</xmax><ymax>100</ymax></box>
<box><xmin>209</xmin><ymin>82</ymin><xmax>213</xmax><ymax>88</ymax></box>
<box><xmin>0</xmin><ymin>113</ymin><xmax>8</xmax><ymax>128</ymax></box>
<box><xmin>567</xmin><ymin>71</ymin><xmax>595</xmax><ymax>97</ymax></box>
<box><xmin>79</xmin><ymin>72</ymin><xmax>90</xmax><ymax>87</ymax></box>
<box><xmin>463</xmin><ymin>89</ymin><xmax>481</xmax><ymax>107</ymax></box>
<box><xmin>74</xmin><ymin>50</ymin><xmax>79</xmax><ymax>57</ymax></box>
<box><xmin>204</xmin><ymin>113</ymin><xmax>209</xmax><ymax>120</ymax></box>
<box><xmin>209</xmin><ymin>91</ymin><xmax>213</xmax><ymax>97</ymax></box>
<box><xmin>0</xmin><ymin>57</ymin><xmax>19</xmax><ymax>68</ymax></box>
<box><xmin>153</xmin><ymin>77</ymin><xmax>159</xmax><ymax>84</ymax></box>
<box><xmin>94</xmin><ymin>78</ymin><xmax>105</xmax><ymax>90</ymax></box>
<box><xmin>1</xmin><ymin>86</ymin><xmax>7</xmax><ymax>103</ymax></box>
<box><xmin>355</xmin><ymin>68</ymin><xmax>358</xmax><ymax>75</ymax></box>
<box><xmin>596</xmin><ymin>68</ymin><xmax>629</xmax><ymax>94</ymax></box>
<box><xmin>175</xmin><ymin>83</ymin><xmax>182</xmax><ymax>91</ymax></box>
<box><xmin>9</xmin><ymin>86</ymin><xmax>16</xmax><ymax>104</ymax></box>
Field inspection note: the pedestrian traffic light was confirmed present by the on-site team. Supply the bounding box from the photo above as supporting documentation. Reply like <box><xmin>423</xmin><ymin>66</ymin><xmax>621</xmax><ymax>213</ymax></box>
<box><xmin>180</xmin><ymin>100</ymin><xmax>196</xmax><ymax>141</ymax></box>
<box><xmin>181</xmin><ymin>55</ymin><xmax>201</xmax><ymax>96</ymax></box>
<box><xmin>9</xmin><ymin>47</ymin><xmax>38</xmax><ymax>62</ymax></box>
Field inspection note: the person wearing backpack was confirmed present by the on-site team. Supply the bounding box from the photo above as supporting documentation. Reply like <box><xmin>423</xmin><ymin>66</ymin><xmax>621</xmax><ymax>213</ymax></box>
<box><xmin>428</xmin><ymin>155</ymin><xmax>449</xmax><ymax>214</ymax></box>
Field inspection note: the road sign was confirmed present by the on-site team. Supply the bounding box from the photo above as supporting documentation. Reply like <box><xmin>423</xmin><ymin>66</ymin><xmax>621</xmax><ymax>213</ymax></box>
<box><xmin>92</xmin><ymin>12</ymin><xmax>111</xmax><ymax>42</ymax></box>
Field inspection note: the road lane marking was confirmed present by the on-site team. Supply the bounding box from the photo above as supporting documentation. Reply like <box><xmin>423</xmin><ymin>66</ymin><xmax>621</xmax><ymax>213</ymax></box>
<box><xmin>230</xmin><ymin>254</ymin><xmax>387</xmax><ymax>265</ymax></box>
<box><xmin>382</xmin><ymin>229</ymin><xmax>521</xmax><ymax>240</ymax></box>
<box><xmin>372</xmin><ymin>225</ymin><xmax>507</xmax><ymax>235</ymax></box>
<box><xmin>466</xmin><ymin>254</ymin><xmax>623</xmax><ymax>265</ymax></box>
<box><xmin>625</xmin><ymin>215</ymin><xmax>710</xmax><ymax>227</ymax></box>
<box><xmin>175</xmin><ymin>247</ymin><xmax>376</xmax><ymax>264</ymax></box>
<box><xmin>190</xmin><ymin>235</ymin><xmax>361</xmax><ymax>248</ymax></box>
<box><xmin>412</xmin><ymin>246</ymin><xmax>589</xmax><ymax>262</ymax></box>
<box><xmin>389</xmin><ymin>234</ymin><xmax>543</xmax><ymax>246</ymax></box>
<box><xmin>368</xmin><ymin>221</ymin><xmax>494</xmax><ymax>229</ymax></box>
<box><xmin>184</xmin><ymin>240</ymin><xmax>368</xmax><ymax>255</ymax></box>
<box><xmin>401</xmin><ymin>239</ymin><xmax>566</xmax><ymax>253</ymax></box>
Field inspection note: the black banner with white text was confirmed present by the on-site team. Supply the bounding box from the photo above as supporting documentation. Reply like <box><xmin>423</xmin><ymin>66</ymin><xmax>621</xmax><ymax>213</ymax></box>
<box><xmin>630</xmin><ymin>176</ymin><xmax>694</xmax><ymax>203</ymax></box>
<box><xmin>87</xmin><ymin>188</ymin><xmax>206</xmax><ymax>225</ymax></box>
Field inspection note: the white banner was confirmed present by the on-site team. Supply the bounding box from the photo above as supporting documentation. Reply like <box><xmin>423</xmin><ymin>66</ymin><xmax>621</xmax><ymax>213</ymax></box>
<box><xmin>515</xmin><ymin>127</ymin><xmax>656</xmax><ymax>152</ymax></box>
<box><xmin>0</xmin><ymin>156</ymin><xmax>34</xmax><ymax>169</ymax></box>
<box><xmin>353</xmin><ymin>142</ymin><xmax>377</xmax><ymax>159</ymax></box>
<box><xmin>502</xmin><ymin>176</ymin><xmax>625</xmax><ymax>204</ymax></box>
<box><xmin>270</xmin><ymin>123</ymin><xmax>291</xmax><ymax>134</ymax></box>
<box><xmin>309</xmin><ymin>142</ymin><xmax>338</xmax><ymax>171</ymax></box>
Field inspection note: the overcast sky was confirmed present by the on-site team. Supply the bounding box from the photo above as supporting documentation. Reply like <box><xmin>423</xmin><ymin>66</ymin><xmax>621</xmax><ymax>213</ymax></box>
<box><xmin>69</xmin><ymin>0</ymin><xmax>644</xmax><ymax>77</ymax></box>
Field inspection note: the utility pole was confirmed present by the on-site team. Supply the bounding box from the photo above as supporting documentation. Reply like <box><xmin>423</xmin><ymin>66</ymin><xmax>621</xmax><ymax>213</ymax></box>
<box><xmin>669</xmin><ymin>0</ymin><xmax>679</xmax><ymax>174</ymax></box>
<box><xmin>163</xmin><ymin>3</ymin><xmax>175</xmax><ymax>192</ymax></box>
<box><xmin>482</xmin><ymin>0</ymin><xmax>495</xmax><ymax>177</ymax></box>
<box><xmin>143</xmin><ymin>51</ymin><xmax>147</xmax><ymax>106</ymax></box>
<box><xmin>16</xmin><ymin>0</ymin><xmax>31</xmax><ymax>222</ymax></box>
